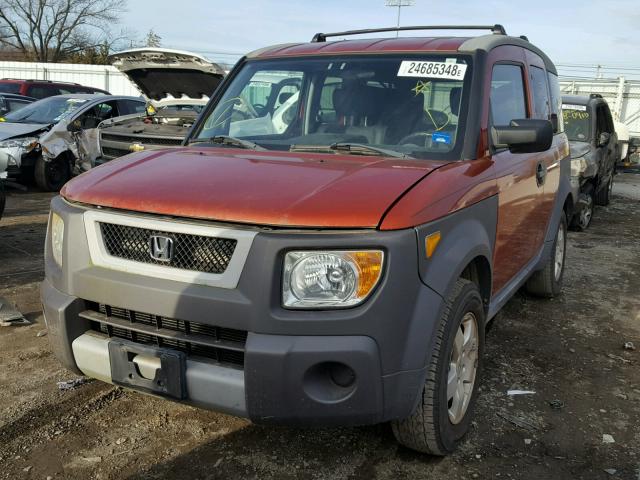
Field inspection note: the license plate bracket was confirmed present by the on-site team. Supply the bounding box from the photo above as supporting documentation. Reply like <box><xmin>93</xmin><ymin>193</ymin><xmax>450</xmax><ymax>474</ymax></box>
<box><xmin>108</xmin><ymin>339</ymin><xmax>186</xmax><ymax>399</ymax></box>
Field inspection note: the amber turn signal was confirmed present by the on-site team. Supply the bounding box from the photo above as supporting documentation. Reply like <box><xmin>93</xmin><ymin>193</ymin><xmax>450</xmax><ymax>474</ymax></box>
<box><xmin>425</xmin><ymin>231</ymin><xmax>441</xmax><ymax>258</ymax></box>
<box><xmin>347</xmin><ymin>251</ymin><xmax>384</xmax><ymax>298</ymax></box>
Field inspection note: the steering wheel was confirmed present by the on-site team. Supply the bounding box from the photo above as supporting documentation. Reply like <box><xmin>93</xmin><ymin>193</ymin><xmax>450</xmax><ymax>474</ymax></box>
<box><xmin>398</xmin><ymin>131</ymin><xmax>433</xmax><ymax>147</ymax></box>
<box><xmin>233</xmin><ymin>96</ymin><xmax>260</xmax><ymax>118</ymax></box>
<box><xmin>252</xmin><ymin>103</ymin><xmax>267</xmax><ymax>116</ymax></box>
<box><xmin>424</xmin><ymin>109</ymin><xmax>450</xmax><ymax>130</ymax></box>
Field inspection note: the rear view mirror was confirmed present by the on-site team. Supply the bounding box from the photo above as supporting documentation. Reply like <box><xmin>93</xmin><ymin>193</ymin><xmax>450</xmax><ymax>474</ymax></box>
<box><xmin>598</xmin><ymin>132</ymin><xmax>611</xmax><ymax>147</ymax></box>
<box><xmin>491</xmin><ymin>119</ymin><xmax>553</xmax><ymax>154</ymax></box>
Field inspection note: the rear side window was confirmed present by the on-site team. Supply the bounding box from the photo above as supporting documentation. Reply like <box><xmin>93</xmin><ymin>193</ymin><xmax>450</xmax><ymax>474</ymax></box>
<box><xmin>26</xmin><ymin>85</ymin><xmax>60</xmax><ymax>99</ymax></box>
<box><xmin>529</xmin><ymin>66</ymin><xmax>550</xmax><ymax>120</ymax></box>
<box><xmin>547</xmin><ymin>72</ymin><xmax>563</xmax><ymax>133</ymax></box>
<box><xmin>490</xmin><ymin>64</ymin><xmax>527</xmax><ymax>126</ymax></box>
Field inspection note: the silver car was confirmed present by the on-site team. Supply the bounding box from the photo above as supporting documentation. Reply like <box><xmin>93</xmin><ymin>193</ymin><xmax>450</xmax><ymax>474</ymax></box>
<box><xmin>0</xmin><ymin>94</ymin><xmax>145</xmax><ymax>191</ymax></box>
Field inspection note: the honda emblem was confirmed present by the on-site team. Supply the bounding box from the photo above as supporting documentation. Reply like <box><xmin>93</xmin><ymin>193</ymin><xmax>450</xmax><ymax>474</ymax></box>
<box><xmin>149</xmin><ymin>235</ymin><xmax>174</xmax><ymax>262</ymax></box>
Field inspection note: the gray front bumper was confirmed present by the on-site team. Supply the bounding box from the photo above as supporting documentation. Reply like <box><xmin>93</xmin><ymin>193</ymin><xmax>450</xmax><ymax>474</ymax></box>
<box><xmin>42</xmin><ymin>196</ymin><xmax>444</xmax><ymax>426</ymax></box>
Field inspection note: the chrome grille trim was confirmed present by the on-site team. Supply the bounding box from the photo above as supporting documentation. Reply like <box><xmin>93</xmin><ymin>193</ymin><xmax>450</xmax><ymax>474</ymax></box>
<box><xmin>83</xmin><ymin>210</ymin><xmax>256</xmax><ymax>288</ymax></box>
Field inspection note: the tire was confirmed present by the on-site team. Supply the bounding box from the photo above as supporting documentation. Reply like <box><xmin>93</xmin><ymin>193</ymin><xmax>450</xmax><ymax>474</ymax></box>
<box><xmin>392</xmin><ymin>278</ymin><xmax>485</xmax><ymax>455</ymax></box>
<box><xmin>569</xmin><ymin>190</ymin><xmax>593</xmax><ymax>232</ymax></box>
<box><xmin>34</xmin><ymin>154</ymin><xmax>70</xmax><ymax>192</ymax></box>
<box><xmin>0</xmin><ymin>180</ymin><xmax>5</xmax><ymax>221</ymax></box>
<box><xmin>594</xmin><ymin>176</ymin><xmax>612</xmax><ymax>206</ymax></box>
<box><xmin>525</xmin><ymin>213</ymin><xmax>567</xmax><ymax>298</ymax></box>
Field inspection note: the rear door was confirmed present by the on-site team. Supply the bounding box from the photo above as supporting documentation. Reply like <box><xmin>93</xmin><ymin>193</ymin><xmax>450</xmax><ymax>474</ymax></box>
<box><xmin>488</xmin><ymin>46</ymin><xmax>549</xmax><ymax>293</ymax></box>
<box><xmin>525</xmin><ymin>51</ymin><xmax>564</xmax><ymax>241</ymax></box>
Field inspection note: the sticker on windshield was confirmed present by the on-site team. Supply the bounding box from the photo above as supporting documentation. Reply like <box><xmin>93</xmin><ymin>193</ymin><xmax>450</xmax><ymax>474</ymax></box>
<box><xmin>562</xmin><ymin>104</ymin><xmax>587</xmax><ymax>111</ymax></box>
<box><xmin>398</xmin><ymin>61</ymin><xmax>467</xmax><ymax>80</ymax></box>
<box><xmin>432</xmin><ymin>132</ymin><xmax>452</xmax><ymax>145</ymax></box>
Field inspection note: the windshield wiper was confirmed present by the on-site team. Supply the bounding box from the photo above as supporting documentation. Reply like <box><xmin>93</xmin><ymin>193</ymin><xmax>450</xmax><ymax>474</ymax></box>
<box><xmin>189</xmin><ymin>135</ymin><xmax>266</xmax><ymax>151</ymax></box>
<box><xmin>290</xmin><ymin>143</ymin><xmax>410</xmax><ymax>159</ymax></box>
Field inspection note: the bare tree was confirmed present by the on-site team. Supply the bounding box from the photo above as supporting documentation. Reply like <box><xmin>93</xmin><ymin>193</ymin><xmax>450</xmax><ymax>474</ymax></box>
<box><xmin>144</xmin><ymin>29</ymin><xmax>161</xmax><ymax>48</ymax></box>
<box><xmin>0</xmin><ymin>0</ymin><xmax>126</xmax><ymax>62</ymax></box>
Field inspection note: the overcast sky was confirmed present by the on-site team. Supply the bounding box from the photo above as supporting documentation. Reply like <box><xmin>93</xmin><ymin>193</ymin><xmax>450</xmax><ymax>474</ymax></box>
<box><xmin>123</xmin><ymin>0</ymin><xmax>640</xmax><ymax>79</ymax></box>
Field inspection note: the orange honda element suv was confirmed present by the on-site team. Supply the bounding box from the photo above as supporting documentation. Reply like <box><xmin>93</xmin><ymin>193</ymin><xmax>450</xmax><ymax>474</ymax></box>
<box><xmin>42</xmin><ymin>25</ymin><xmax>571</xmax><ymax>454</ymax></box>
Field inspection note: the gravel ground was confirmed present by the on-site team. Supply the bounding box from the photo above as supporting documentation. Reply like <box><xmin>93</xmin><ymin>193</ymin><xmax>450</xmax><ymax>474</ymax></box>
<box><xmin>0</xmin><ymin>175</ymin><xmax>638</xmax><ymax>480</ymax></box>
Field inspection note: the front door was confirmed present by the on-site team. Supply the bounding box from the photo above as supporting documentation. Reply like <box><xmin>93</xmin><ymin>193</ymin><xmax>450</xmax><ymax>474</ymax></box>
<box><xmin>488</xmin><ymin>47</ymin><xmax>549</xmax><ymax>293</ymax></box>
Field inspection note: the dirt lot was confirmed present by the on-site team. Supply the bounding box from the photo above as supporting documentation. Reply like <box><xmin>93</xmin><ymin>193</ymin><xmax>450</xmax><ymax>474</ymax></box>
<box><xmin>0</xmin><ymin>175</ymin><xmax>639</xmax><ymax>480</ymax></box>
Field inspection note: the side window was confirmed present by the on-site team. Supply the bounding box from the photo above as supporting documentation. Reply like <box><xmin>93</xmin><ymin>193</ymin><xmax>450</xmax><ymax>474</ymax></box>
<box><xmin>77</xmin><ymin>101</ymin><xmax>118</xmax><ymax>129</ymax></box>
<box><xmin>603</xmin><ymin>105</ymin><xmax>614</xmax><ymax>133</ymax></box>
<box><xmin>117</xmin><ymin>100</ymin><xmax>145</xmax><ymax>115</ymax></box>
<box><xmin>490</xmin><ymin>64</ymin><xmax>527</xmax><ymax>126</ymax></box>
<box><xmin>547</xmin><ymin>72</ymin><xmax>563</xmax><ymax>133</ymax></box>
<box><xmin>6</xmin><ymin>99</ymin><xmax>30</xmax><ymax>113</ymax></box>
<box><xmin>529</xmin><ymin>66</ymin><xmax>550</xmax><ymax>120</ymax></box>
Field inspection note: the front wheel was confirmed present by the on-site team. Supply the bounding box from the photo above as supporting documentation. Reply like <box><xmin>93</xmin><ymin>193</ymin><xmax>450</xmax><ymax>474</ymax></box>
<box><xmin>392</xmin><ymin>278</ymin><xmax>485</xmax><ymax>455</ymax></box>
<box><xmin>0</xmin><ymin>180</ymin><xmax>5</xmax><ymax>220</ymax></box>
<box><xmin>595</xmin><ymin>176</ymin><xmax>612</xmax><ymax>206</ymax></box>
<box><xmin>34</xmin><ymin>155</ymin><xmax>70</xmax><ymax>192</ymax></box>
<box><xmin>525</xmin><ymin>213</ymin><xmax>567</xmax><ymax>297</ymax></box>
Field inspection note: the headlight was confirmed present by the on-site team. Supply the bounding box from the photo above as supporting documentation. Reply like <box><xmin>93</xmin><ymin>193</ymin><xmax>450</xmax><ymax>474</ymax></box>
<box><xmin>0</xmin><ymin>137</ymin><xmax>39</xmax><ymax>152</ymax></box>
<box><xmin>283</xmin><ymin>250</ymin><xmax>384</xmax><ymax>308</ymax></box>
<box><xmin>570</xmin><ymin>157</ymin><xmax>588</xmax><ymax>177</ymax></box>
<box><xmin>50</xmin><ymin>212</ymin><xmax>64</xmax><ymax>267</ymax></box>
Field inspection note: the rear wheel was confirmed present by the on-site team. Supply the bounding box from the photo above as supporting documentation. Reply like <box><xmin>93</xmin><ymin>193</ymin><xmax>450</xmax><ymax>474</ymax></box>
<box><xmin>34</xmin><ymin>154</ymin><xmax>70</xmax><ymax>192</ymax></box>
<box><xmin>570</xmin><ymin>190</ymin><xmax>593</xmax><ymax>231</ymax></box>
<box><xmin>525</xmin><ymin>213</ymin><xmax>567</xmax><ymax>297</ymax></box>
<box><xmin>392</xmin><ymin>278</ymin><xmax>485</xmax><ymax>455</ymax></box>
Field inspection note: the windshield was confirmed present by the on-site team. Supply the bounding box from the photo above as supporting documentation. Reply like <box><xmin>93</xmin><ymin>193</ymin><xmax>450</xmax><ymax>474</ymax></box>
<box><xmin>193</xmin><ymin>55</ymin><xmax>471</xmax><ymax>159</ymax></box>
<box><xmin>3</xmin><ymin>96</ymin><xmax>89</xmax><ymax>124</ymax></box>
<box><xmin>563</xmin><ymin>104</ymin><xmax>590</xmax><ymax>142</ymax></box>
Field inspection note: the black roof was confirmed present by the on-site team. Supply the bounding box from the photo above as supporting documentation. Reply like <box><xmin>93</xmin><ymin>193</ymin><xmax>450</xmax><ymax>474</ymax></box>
<box><xmin>459</xmin><ymin>35</ymin><xmax>557</xmax><ymax>75</ymax></box>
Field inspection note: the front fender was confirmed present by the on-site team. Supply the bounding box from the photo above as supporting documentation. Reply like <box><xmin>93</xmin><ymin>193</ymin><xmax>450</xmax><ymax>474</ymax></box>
<box><xmin>414</xmin><ymin>195</ymin><xmax>498</xmax><ymax>302</ymax></box>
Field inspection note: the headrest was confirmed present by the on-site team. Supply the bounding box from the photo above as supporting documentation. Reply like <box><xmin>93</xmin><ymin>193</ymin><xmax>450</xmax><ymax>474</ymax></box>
<box><xmin>450</xmin><ymin>87</ymin><xmax>462</xmax><ymax>116</ymax></box>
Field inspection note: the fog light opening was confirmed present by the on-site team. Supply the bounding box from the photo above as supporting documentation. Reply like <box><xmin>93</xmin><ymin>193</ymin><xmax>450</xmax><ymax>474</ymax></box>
<box><xmin>302</xmin><ymin>362</ymin><xmax>357</xmax><ymax>403</ymax></box>
<box><xmin>329</xmin><ymin>362</ymin><xmax>356</xmax><ymax>388</ymax></box>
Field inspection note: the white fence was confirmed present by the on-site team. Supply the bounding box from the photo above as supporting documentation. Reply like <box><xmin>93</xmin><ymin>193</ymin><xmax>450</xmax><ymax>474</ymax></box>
<box><xmin>0</xmin><ymin>61</ymin><xmax>141</xmax><ymax>97</ymax></box>
<box><xmin>559</xmin><ymin>77</ymin><xmax>640</xmax><ymax>137</ymax></box>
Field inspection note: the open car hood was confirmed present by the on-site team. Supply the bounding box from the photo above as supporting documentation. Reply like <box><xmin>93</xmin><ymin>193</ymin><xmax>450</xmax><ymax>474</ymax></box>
<box><xmin>108</xmin><ymin>48</ymin><xmax>225</xmax><ymax>108</ymax></box>
<box><xmin>62</xmin><ymin>148</ymin><xmax>445</xmax><ymax>228</ymax></box>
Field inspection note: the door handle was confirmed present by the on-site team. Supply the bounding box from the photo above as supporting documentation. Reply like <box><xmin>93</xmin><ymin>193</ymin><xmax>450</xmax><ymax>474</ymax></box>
<box><xmin>536</xmin><ymin>161</ymin><xmax>547</xmax><ymax>187</ymax></box>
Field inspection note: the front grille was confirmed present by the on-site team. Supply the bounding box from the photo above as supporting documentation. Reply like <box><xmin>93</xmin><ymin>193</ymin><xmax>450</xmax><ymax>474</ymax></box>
<box><xmin>86</xmin><ymin>302</ymin><xmax>247</xmax><ymax>367</ymax></box>
<box><xmin>99</xmin><ymin>222</ymin><xmax>237</xmax><ymax>274</ymax></box>
<box><xmin>101</xmin><ymin>146</ymin><xmax>130</xmax><ymax>158</ymax></box>
<box><xmin>101</xmin><ymin>133</ymin><xmax>184</xmax><ymax>146</ymax></box>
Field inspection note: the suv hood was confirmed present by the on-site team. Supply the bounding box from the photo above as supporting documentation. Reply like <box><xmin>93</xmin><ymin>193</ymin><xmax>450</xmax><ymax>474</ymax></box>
<box><xmin>62</xmin><ymin>148</ymin><xmax>444</xmax><ymax>228</ymax></box>
<box><xmin>0</xmin><ymin>122</ymin><xmax>49</xmax><ymax>141</ymax></box>
<box><xmin>108</xmin><ymin>48</ymin><xmax>225</xmax><ymax>108</ymax></box>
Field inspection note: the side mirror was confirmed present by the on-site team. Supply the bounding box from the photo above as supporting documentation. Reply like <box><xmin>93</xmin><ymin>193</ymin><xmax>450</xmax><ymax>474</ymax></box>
<box><xmin>598</xmin><ymin>132</ymin><xmax>611</xmax><ymax>147</ymax></box>
<box><xmin>0</xmin><ymin>97</ymin><xmax>7</xmax><ymax>116</ymax></box>
<box><xmin>67</xmin><ymin>119</ymin><xmax>82</xmax><ymax>133</ymax></box>
<box><xmin>491</xmin><ymin>119</ymin><xmax>553</xmax><ymax>154</ymax></box>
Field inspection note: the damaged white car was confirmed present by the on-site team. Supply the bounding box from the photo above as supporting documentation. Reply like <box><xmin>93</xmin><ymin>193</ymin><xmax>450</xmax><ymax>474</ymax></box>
<box><xmin>97</xmin><ymin>48</ymin><xmax>225</xmax><ymax>163</ymax></box>
<box><xmin>0</xmin><ymin>94</ymin><xmax>145</xmax><ymax>191</ymax></box>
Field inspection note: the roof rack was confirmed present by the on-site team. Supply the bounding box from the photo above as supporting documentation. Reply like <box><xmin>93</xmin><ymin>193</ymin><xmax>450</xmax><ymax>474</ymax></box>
<box><xmin>311</xmin><ymin>24</ymin><xmax>507</xmax><ymax>43</ymax></box>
